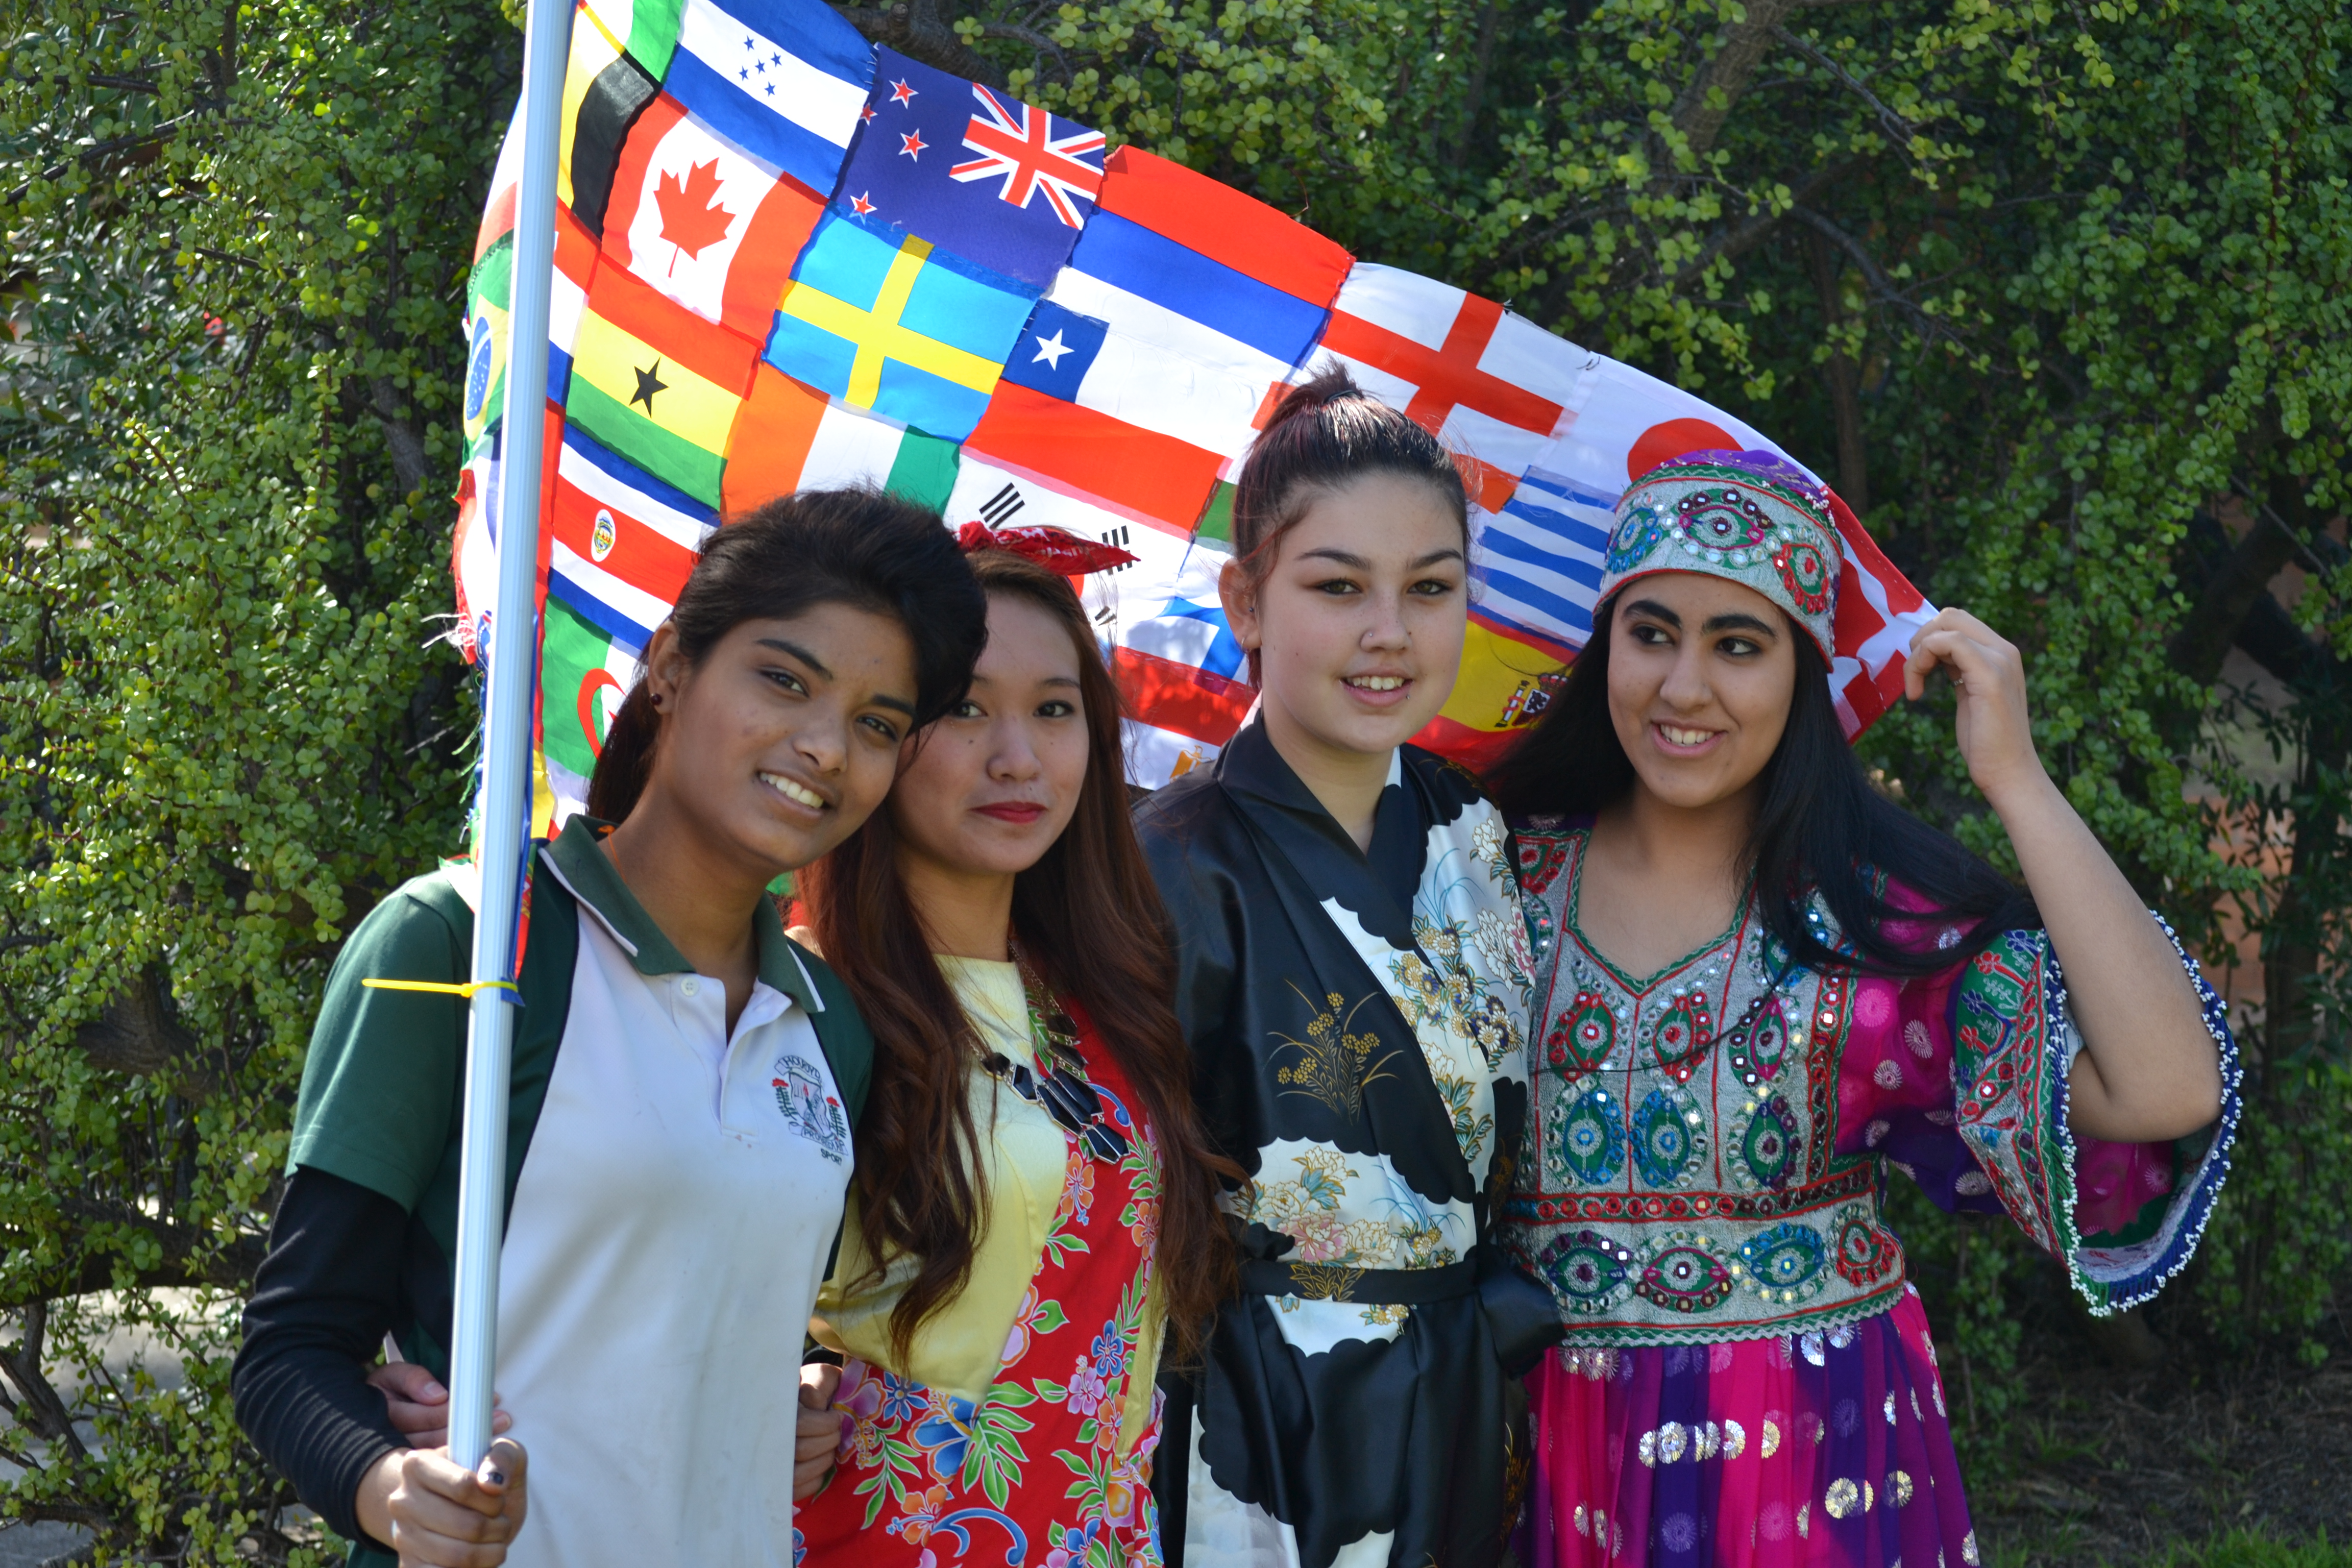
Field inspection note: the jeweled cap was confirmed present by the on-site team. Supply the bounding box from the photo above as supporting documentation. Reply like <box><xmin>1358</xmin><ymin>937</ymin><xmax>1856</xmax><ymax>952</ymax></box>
<box><xmin>1596</xmin><ymin>449</ymin><xmax>1841</xmax><ymax>662</ymax></box>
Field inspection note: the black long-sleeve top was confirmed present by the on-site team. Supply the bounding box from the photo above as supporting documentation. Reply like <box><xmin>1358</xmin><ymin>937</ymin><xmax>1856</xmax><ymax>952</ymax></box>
<box><xmin>232</xmin><ymin>1167</ymin><xmax>450</xmax><ymax>1547</ymax></box>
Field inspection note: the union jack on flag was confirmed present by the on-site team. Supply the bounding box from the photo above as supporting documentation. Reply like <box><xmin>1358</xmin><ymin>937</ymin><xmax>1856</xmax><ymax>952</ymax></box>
<box><xmin>951</xmin><ymin>85</ymin><xmax>1106</xmax><ymax>228</ymax></box>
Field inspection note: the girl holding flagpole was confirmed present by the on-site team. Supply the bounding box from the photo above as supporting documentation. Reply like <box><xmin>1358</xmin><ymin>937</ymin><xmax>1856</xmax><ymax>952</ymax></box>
<box><xmin>1487</xmin><ymin>448</ymin><xmax>2237</xmax><ymax>1566</ymax></box>
<box><xmin>1137</xmin><ymin>368</ymin><xmax>1564</xmax><ymax>1568</ymax></box>
<box><xmin>786</xmin><ymin>529</ymin><xmax>1240</xmax><ymax>1568</ymax></box>
<box><xmin>232</xmin><ymin>491</ymin><xmax>988</xmax><ymax>1568</ymax></box>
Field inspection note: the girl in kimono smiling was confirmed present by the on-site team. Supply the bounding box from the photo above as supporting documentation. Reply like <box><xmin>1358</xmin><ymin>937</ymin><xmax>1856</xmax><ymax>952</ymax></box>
<box><xmin>1486</xmin><ymin>449</ymin><xmax>2237</xmax><ymax>1567</ymax></box>
<box><xmin>1139</xmin><ymin>369</ymin><xmax>1564</xmax><ymax>1568</ymax></box>
<box><xmin>790</xmin><ymin>530</ymin><xmax>1239</xmax><ymax>1568</ymax></box>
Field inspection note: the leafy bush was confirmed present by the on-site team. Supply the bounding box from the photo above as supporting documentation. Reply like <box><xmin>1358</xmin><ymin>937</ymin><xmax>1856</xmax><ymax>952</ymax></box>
<box><xmin>2</xmin><ymin>0</ymin><xmax>2347</xmax><ymax>1558</ymax></box>
<box><xmin>0</xmin><ymin>0</ymin><xmax>507</xmax><ymax>1555</ymax></box>
<box><xmin>2151</xmin><ymin>1531</ymin><xmax>2352</xmax><ymax>1568</ymax></box>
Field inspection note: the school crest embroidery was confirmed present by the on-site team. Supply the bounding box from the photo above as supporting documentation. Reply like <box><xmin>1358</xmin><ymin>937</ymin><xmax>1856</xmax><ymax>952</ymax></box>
<box><xmin>773</xmin><ymin>1052</ymin><xmax>850</xmax><ymax>1164</ymax></box>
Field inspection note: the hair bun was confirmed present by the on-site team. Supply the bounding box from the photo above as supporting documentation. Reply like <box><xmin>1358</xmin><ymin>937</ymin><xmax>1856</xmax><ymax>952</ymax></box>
<box><xmin>1261</xmin><ymin>363</ymin><xmax>1369</xmax><ymax>434</ymax></box>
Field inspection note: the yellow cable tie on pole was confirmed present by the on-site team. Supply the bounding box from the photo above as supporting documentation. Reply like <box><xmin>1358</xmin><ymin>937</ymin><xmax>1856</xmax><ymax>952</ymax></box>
<box><xmin>361</xmin><ymin>977</ymin><xmax>522</xmax><ymax>1003</ymax></box>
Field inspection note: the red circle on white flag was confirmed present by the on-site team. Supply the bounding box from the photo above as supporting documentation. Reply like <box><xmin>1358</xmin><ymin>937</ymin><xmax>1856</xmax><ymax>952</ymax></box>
<box><xmin>1627</xmin><ymin>418</ymin><xmax>1738</xmax><ymax>482</ymax></box>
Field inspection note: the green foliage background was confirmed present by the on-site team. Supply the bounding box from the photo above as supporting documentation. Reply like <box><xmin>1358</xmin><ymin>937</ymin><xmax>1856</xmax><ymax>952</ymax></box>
<box><xmin>1</xmin><ymin>0</ymin><xmax>2347</xmax><ymax>1558</ymax></box>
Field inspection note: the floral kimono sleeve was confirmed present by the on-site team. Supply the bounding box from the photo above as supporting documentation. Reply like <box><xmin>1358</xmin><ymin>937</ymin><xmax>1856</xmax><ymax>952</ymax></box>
<box><xmin>1834</xmin><ymin>917</ymin><xmax>2242</xmax><ymax>1317</ymax></box>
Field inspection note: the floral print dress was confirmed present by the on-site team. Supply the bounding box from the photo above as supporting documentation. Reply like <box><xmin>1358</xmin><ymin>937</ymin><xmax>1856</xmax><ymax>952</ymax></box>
<box><xmin>1507</xmin><ymin>817</ymin><xmax>2241</xmax><ymax>1567</ymax></box>
<box><xmin>799</xmin><ymin>962</ymin><xmax>1167</xmax><ymax>1568</ymax></box>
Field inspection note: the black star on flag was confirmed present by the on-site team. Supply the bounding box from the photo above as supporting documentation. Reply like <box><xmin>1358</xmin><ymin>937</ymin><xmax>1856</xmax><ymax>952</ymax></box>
<box><xmin>631</xmin><ymin>359</ymin><xmax>669</xmax><ymax>413</ymax></box>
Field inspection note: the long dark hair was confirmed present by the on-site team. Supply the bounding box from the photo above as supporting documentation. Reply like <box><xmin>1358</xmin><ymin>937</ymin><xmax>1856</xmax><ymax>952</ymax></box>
<box><xmin>586</xmin><ymin>489</ymin><xmax>988</xmax><ymax>822</ymax></box>
<box><xmin>1229</xmin><ymin>364</ymin><xmax>1470</xmax><ymax>681</ymax></box>
<box><xmin>1485</xmin><ymin>599</ymin><xmax>2037</xmax><ymax>975</ymax></box>
<box><xmin>796</xmin><ymin>549</ymin><xmax>1241</xmax><ymax>1361</ymax></box>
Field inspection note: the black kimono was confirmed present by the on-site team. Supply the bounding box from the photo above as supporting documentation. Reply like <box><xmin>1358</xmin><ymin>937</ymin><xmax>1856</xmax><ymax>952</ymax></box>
<box><xmin>1138</xmin><ymin>719</ymin><xmax>1564</xmax><ymax>1568</ymax></box>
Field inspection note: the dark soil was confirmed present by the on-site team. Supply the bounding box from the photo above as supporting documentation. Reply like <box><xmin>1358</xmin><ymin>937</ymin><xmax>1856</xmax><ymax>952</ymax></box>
<box><xmin>1957</xmin><ymin>1265</ymin><xmax>2352</xmax><ymax>1565</ymax></box>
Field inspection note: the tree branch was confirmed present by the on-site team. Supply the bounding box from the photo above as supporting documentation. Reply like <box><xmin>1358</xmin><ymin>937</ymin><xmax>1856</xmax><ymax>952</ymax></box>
<box><xmin>1786</xmin><ymin>204</ymin><xmax>1947</xmax><ymax>342</ymax></box>
<box><xmin>831</xmin><ymin>2</ymin><xmax>1007</xmax><ymax>86</ymax></box>
<box><xmin>1802</xmin><ymin>226</ymin><xmax>1870</xmax><ymax>512</ymax></box>
<box><xmin>2167</xmin><ymin>507</ymin><xmax>2304</xmax><ymax>687</ymax></box>
<box><xmin>1686</xmin><ymin>159</ymin><xmax>1857</xmax><ymax>275</ymax></box>
<box><xmin>0</xmin><ymin>1203</ymin><xmax>268</xmax><ymax>1313</ymax></box>
<box><xmin>3</xmin><ymin>113</ymin><xmax>203</xmax><ymax>209</ymax></box>
<box><xmin>1771</xmin><ymin>24</ymin><xmax>1919</xmax><ymax>152</ymax></box>
<box><xmin>1671</xmin><ymin>0</ymin><xmax>1803</xmax><ymax>157</ymax></box>
<box><xmin>0</xmin><ymin>1304</ymin><xmax>86</xmax><ymax>1459</ymax></box>
<box><xmin>71</xmin><ymin>965</ymin><xmax>217</xmax><ymax>1098</ymax></box>
<box><xmin>368</xmin><ymin>378</ymin><xmax>432</xmax><ymax>500</ymax></box>
<box><xmin>1450</xmin><ymin>0</ymin><xmax>1504</xmax><ymax>169</ymax></box>
<box><xmin>977</xmin><ymin>19</ymin><xmax>1067</xmax><ymax>81</ymax></box>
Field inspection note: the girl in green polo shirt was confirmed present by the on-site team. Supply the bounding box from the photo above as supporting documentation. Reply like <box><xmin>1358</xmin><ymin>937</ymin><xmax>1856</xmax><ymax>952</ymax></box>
<box><xmin>232</xmin><ymin>489</ymin><xmax>988</xmax><ymax>1568</ymax></box>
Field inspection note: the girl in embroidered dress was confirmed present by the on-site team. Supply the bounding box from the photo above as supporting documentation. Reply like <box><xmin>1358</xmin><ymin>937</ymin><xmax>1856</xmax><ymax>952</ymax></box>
<box><xmin>789</xmin><ymin>531</ymin><xmax>1239</xmax><ymax>1568</ymax></box>
<box><xmin>1485</xmin><ymin>448</ymin><xmax>2238</xmax><ymax>1568</ymax></box>
<box><xmin>1139</xmin><ymin>369</ymin><xmax>1564</xmax><ymax>1568</ymax></box>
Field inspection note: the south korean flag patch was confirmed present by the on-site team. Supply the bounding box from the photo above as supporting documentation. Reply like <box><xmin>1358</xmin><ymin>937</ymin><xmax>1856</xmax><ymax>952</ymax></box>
<box><xmin>771</xmin><ymin>1052</ymin><xmax>851</xmax><ymax>1165</ymax></box>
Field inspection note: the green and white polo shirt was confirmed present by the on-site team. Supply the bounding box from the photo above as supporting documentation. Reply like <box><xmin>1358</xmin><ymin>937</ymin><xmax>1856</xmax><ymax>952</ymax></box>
<box><xmin>290</xmin><ymin>815</ymin><xmax>870</xmax><ymax>1568</ymax></box>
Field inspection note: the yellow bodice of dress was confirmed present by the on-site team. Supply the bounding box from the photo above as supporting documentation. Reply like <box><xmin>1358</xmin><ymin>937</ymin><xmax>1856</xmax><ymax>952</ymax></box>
<box><xmin>812</xmin><ymin>955</ymin><xmax>1163</xmax><ymax>1455</ymax></box>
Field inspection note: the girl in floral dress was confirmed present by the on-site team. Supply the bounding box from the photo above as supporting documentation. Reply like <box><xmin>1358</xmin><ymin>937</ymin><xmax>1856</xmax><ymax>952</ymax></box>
<box><xmin>1486</xmin><ymin>449</ymin><xmax>2239</xmax><ymax>1567</ymax></box>
<box><xmin>1139</xmin><ymin>371</ymin><xmax>1563</xmax><ymax>1568</ymax></box>
<box><xmin>791</xmin><ymin>530</ymin><xmax>1238</xmax><ymax>1568</ymax></box>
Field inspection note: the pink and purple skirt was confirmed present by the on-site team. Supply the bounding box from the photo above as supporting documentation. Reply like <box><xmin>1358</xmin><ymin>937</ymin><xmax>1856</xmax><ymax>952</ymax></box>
<box><xmin>1518</xmin><ymin>1287</ymin><xmax>1980</xmax><ymax>1566</ymax></box>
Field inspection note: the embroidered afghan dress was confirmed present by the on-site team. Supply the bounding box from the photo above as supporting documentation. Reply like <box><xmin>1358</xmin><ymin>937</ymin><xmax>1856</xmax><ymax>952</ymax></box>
<box><xmin>1137</xmin><ymin>720</ymin><xmax>1562</xmax><ymax>1568</ymax></box>
<box><xmin>800</xmin><ymin>958</ymin><xmax>1168</xmax><ymax>1568</ymax></box>
<box><xmin>1506</xmin><ymin>817</ymin><xmax>2242</xmax><ymax>1568</ymax></box>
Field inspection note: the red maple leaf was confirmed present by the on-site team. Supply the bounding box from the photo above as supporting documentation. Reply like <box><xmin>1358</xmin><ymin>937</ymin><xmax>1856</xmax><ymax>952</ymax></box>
<box><xmin>654</xmin><ymin>159</ymin><xmax>736</xmax><ymax>271</ymax></box>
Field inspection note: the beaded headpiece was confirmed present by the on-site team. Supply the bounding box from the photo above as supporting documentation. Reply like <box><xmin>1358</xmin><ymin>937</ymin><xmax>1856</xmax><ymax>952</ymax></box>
<box><xmin>1596</xmin><ymin>449</ymin><xmax>1842</xmax><ymax>664</ymax></box>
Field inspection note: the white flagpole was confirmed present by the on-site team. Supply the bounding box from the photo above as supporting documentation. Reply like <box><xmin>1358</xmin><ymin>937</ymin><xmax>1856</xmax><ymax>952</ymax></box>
<box><xmin>450</xmin><ymin>0</ymin><xmax>573</xmax><ymax>1473</ymax></box>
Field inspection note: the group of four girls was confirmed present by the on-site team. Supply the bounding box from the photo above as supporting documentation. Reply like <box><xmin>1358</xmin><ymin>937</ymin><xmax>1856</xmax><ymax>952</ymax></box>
<box><xmin>235</xmin><ymin>370</ymin><xmax>2236</xmax><ymax>1568</ymax></box>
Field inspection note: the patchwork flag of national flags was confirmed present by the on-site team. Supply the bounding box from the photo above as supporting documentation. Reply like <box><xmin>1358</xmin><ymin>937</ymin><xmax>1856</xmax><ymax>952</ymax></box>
<box><xmin>721</xmin><ymin>361</ymin><xmax>961</xmax><ymax>515</ymax></box>
<box><xmin>831</xmin><ymin>48</ymin><xmax>1104</xmax><ymax>290</ymax></box>
<box><xmin>1455</xmin><ymin>352</ymin><xmax>1933</xmax><ymax>743</ymax></box>
<box><xmin>964</xmin><ymin>301</ymin><xmax>1232</xmax><ymax>538</ymax></box>
<box><xmin>541</xmin><ymin>592</ymin><xmax>646</xmax><ymax>811</ymax></box>
<box><xmin>464</xmin><ymin>207</ymin><xmax>599</xmax><ymax>453</ymax></box>
<box><xmin>1054</xmin><ymin>147</ymin><xmax>1350</xmax><ymax>439</ymax></box>
<box><xmin>766</xmin><ymin>212</ymin><xmax>1032</xmax><ymax>440</ymax></box>
<box><xmin>583</xmin><ymin>0</ymin><xmax>686</xmax><ymax>77</ymax></box>
<box><xmin>454</xmin><ymin>0</ymin><xmax>1938</xmax><ymax>826</ymax></box>
<box><xmin>602</xmin><ymin>91</ymin><xmax>825</xmax><ymax>339</ymax></box>
<box><xmin>1408</xmin><ymin>357</ymin><xmax>1788</xmax><ymax>764</ymax></box>
<box><xmin>1316</xmin><ymin>264</ymin><xmax>1587</xmax><ymax>511</ymax></box>
<box><xmin>556</xmin><ymin>5</ymin><xmax>661</xmax><ymax>237</ymax></box>
<box><xmin>1092</xmin><ymin>521</ymin><xmax>1253</xmax><ymax>786</ymax></box>
<box><xmin>548</xmin><ymin>424</ymin><xmax>719</xmax><ymax>654</ymax></box>
<box><xmin>476</xmin><ymin>97</ymin><xmax>526</xmax><ymax>262</ymax></box>
<box><xmin>1824</xmin><ymin>492</ymin><xmax>1933</xmax><ymax>737</ymax></box>
<box><xmin>567</xmin><ymin>261</ymin><xmax>760</xmax><ymax>507</ymax></box>
<box><xmin>998</xmin><ymin>298</ymin><xmax>1266</xmax><ymax>469</ymax></box>
<box><xmin>931</xmin><ymin>147</ymin><xmax>1356</xmax><ymax>766</ymax></box>
<box><xmin>662</xmin><ymin>0</ymin><xmax>874</xmax><ymax>197</ymax></box>
<box><xmin>1473</xmin><ymin>464</ymin><xmax>1613</xmax><ymax>655</ymax></box>
<box><xmin>451</xmin><ymin>406</ymin><xmax>564</xmax><ymax>669</ymax></box>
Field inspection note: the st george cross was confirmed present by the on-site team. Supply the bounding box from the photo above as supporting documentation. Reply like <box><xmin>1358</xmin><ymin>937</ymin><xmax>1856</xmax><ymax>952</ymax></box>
<box><xmin>950</xmin><ymin>84</ymin><xmax>1106</xmax><ymax>228</ymax></box>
